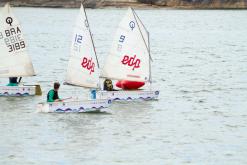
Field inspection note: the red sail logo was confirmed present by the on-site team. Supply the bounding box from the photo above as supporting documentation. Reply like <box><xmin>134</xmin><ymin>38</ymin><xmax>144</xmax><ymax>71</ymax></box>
<box><xmin>121</xmin><ymin>54</ymin><xmax>141</xmax><ymax>70</ymax></box>
<box><xmin>81</xmin><ymin>57</ymin><xmax>95</xmax><ymax>75</ymax></box>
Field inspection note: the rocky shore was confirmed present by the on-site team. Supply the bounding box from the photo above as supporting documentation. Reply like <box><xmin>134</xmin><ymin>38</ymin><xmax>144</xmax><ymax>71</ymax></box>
<box><xmin>0</xmin><ymin>0</ymin><xmax>247</xmax><ymax>9</ymax></box>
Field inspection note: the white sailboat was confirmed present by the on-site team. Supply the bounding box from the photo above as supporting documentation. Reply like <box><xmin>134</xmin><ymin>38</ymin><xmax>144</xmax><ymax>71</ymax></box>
<box><xmin>37</xmin><ymin>4</ymin><xmax>111</xmax><ymax>112</ymax></box>
<box><xmin>0</xmin><ymin>3</ymin><xmax>42</xmax><ymax>96</ymax></box>
<box><xmin>96</xmin><ymin>7</ymin><xmax>159</xmax><ymax>101</ymax></box>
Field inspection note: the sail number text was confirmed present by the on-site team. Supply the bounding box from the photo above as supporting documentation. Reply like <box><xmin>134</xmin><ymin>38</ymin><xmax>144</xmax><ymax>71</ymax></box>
<box><xmin>117</xmin><ymin>35</ymin><xmax>126</xmax><ymax>51</ymax></box>
<box><xmin>73</xmin><ymin>34</ymin><xmax>83</xmax><ymax>52</ymax></box>
<box><xmin>0</xmin><ymin>27</ymin><xmax>26</xmax><ymax>53</ymax></box>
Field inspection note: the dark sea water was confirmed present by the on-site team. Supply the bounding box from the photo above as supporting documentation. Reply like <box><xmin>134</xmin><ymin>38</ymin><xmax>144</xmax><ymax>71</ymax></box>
<box><xmin>0</xmin><ymin>7</ymin><xmax>247</xmax><ymax>164</ymax></box>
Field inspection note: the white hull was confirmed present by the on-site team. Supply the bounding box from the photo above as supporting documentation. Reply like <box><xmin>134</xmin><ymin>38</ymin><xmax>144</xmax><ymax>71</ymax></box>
<box><xmin>37</xmin><ymin>99</ymin><xmax>111</xmax><ymax>113</ymax></box>
<box><xmin>95</xmin><ymin>90</ymin><xmax>159</xmax><ymax>101</ymax></box>
<box><xmin>0</xmin><ymin>85</ymin><xmax>39</xmax><ymax>96</ymax></box>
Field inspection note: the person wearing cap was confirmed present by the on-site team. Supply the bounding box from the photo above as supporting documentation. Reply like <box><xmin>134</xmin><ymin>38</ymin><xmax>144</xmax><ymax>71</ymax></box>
<box><xmin>47</xmin><ymin>82</ymin><xmax>62</xmax><ymax>102</ymax></box>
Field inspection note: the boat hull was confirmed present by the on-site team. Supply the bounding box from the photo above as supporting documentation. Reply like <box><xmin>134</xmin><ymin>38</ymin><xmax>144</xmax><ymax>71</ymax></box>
<box><xmin>0</xmin><ymin>85</ymin><xmax>37</xmax><ymax>96</ymax></box>
<box><xmin>95</xmin><ymin>90</ymin><xmax>159</xmax><ymax>101</ymax></box>
<box><xmin>37</xmin><ymin>99</ymin><xmax>111</xmax><ymax>113</ymax></box>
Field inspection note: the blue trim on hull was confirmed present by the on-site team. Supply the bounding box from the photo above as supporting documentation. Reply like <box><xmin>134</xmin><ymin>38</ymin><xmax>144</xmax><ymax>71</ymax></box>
<box><xmin>0</xmin><ymin>92</ymin><xmax>30</xmax><ymax>97</ymax></box>
<box><xmin>97</xmin><ymin>90</ymin><xmax>160</xmax><ymax>101</ymax></box>
<box><xmin>54</xmin><ymin>106</ymin><xmax>107</xmax><ymax>113</ymax></box>
<box><xmin>111</xmin><ymin>96</ymin><xmax>158</xmax><ymax>101</ymax></box>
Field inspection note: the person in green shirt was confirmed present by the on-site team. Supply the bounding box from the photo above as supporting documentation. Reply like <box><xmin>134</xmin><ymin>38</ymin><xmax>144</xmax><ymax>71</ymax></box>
<box><xmin>7</xmin><ymin>77</ymin><xmax>19</xmax><ymax>86</ymax></box>
<box><xmin>47</xmin><ymin>82</ymin><xmax>62</xmax><ymax>102</ymax></box>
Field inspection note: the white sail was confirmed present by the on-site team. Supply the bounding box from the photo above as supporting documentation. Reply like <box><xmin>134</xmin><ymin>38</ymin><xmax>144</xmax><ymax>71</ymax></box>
<box><xmin>0</xmin><ymin>3</ymin><xmax>35</xmax><ymax>77</ymax></box>
<box><xmin>65</xmin><ymin>4</ymin><xmax>99</xmax><ymax>88</ymax></box>
<box><xmin>101</xmin><ymin>8</ymin><xmax>151</xmax><ymax>82</ymax></box>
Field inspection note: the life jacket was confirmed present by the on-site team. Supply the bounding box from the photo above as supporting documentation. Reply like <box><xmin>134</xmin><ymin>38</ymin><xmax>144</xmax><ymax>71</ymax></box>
<box><xmin>47</xmin><ymin>89</ymin><xmax>59</xmax><ymax>101</ymax></box>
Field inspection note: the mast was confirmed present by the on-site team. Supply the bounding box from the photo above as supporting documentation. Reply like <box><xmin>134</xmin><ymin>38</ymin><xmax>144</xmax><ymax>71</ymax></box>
<box><xmin>82</xmin><ymin>5</ymin><xmax>100</xmax><ymax>68</ymax></box>
<box><xmin>131</xmin><ymin>8</ymin><xmax>152</xmax><ymax>62</ymax></box>
<box><xmin>147</xmin><ymin>31</ymin><xmax>152</xmax><ymax>84</ymax></box>
<box><xmin>7</xmin><ymin>3</ymin><xmax>10</xmax><ymax>13</ymax></box>
<box><xmin>82</xmin><ymin>4</ymin><xmax>100</xmax><ymax>89</ymax></box>
<box><xmin>131</xmin><ymin>8</ymin><xmax>152</xmax><ymax>83</ymax></box>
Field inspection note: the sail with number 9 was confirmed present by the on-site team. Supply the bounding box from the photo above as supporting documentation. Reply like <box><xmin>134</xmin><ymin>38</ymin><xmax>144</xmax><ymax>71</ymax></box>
<box><xmin>0</xmin><ymin>3</ymin><xmax>35</xmax><ymax>77</ymax></box>
<box><xmin>101</xmin><ymin>8</ymin><xmax>151</xmax><ymax>82</ymax></box>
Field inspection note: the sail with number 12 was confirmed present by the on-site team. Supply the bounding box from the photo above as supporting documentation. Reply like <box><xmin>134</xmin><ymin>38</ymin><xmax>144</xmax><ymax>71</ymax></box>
<box><xmin>37</xmin><ymin>4</ymin><xmax>111</xmax><ymax>113</ymax></box>
<box><xmin>97</xmin><ymin>7</ymin><xmax>159</xmax><ymax>101</ymax></box>
<box><xmin>0</xmin><ymin>3</ymin><xmax>42</xmax><ymax>96</ymax></box>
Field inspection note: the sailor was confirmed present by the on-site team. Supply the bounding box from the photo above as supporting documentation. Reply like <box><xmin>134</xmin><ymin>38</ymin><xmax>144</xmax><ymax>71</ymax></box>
<box><xmin>103</xmin><ymin>79</ymin><xmax>117</xmax><ymax>91</ymax></box>
<box><xmin>47</xmin><ymin>82</ymin><xmax>62</xmax><ymax>102</ymax></box>
<box><xmin>7</xmin><ymin>77</ymin><xmax>19</xmax><ymax>86</ymax></box>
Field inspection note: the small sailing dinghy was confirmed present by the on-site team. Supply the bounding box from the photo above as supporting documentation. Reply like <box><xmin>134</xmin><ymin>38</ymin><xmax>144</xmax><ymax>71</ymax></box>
<box><xmin>0</xmin><ymin>3</ymin><xmax>42</xmax><ymax>96</ymax></box>
<box><xmin>96</xmin><ymin>7</ymin><xmax>159</xmax><ymax>101</ymax></box>
<box><xmin>37</xmin><ymin>4</ymin><xmax>111</xmax><ymax>113</ymax></box>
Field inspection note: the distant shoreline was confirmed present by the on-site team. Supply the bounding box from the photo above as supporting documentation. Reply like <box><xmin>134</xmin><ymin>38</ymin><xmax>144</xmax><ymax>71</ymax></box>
<box><xmin>0</xmin><ymin>2</ymin><xmax>157</xmax><ymax>9</ymax></box>
<box><xmin>0</xmin><ymin>1</ymin><xmax>247</xmax><ymax>9</ymax></box>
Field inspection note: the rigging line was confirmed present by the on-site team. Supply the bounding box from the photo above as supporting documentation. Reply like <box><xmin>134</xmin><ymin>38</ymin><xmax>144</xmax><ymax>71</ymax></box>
<box><xmin>82</xmin><ymin>4</ymin><xmax>100</xmax><ymax>68</ymax></box>
<box><xmin>147</xmin><ymin>31</ymin><xmax>152</xmax><ymax>84</ymax></box>
<box><xmin>131</xmin><ymin>8</ymin><xmax>153</xmax><ymax>83</ymax></box>
<box><xmin>131</xmin><ymin>8</ymin><xmax>153</xmax><ymax>62</ymax></box>
<box><xmin>82</xmin><ymin>4</ymin><xmax>101</xmax><ymax>89</ymax></box>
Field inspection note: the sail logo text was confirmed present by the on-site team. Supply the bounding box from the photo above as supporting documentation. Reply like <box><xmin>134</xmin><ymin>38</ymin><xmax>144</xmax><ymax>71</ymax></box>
<box><xmin>81</xmin><ymin>57</ymin><xmax>95</xmax><ymax>75</ymax></box>
<box><xmin>121</xmin><ymin>55</ymin><xmax>141</xmax><ymax>70</ymax></box>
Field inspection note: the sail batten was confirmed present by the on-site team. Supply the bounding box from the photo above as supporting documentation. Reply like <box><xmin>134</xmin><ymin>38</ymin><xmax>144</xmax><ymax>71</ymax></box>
<box><xmin>101</xmin><ymin>8</ymin><xmax>151</xmax><ymax>82</ymax></box>
<box><xmin>0</xmin><ymin>3</ymin><xmax>35</xmax><ymax>77</ymax></box>
<box><xmin>65</xmin><ymin>4</ymin><xmax>99</xmax><ymax>88</ymax></box>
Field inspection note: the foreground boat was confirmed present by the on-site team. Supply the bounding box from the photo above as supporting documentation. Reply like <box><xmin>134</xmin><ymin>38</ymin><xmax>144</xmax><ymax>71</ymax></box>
<box><xmin>38</xmin><ymin>4</ymin><xmax>109</xmax><ymax>113</ymax></box>
<box><xmin>98</xmin><ymin>7</ymin><xmax>159</xmax><ymax>101</ymax></box>
<box><xmin>37</xmin><ymin>99</ymin><xmax>111</xmax><ymax>113</ymax></box>
<box><xmin>0</xmin><ymin>3</ymin><xmax>41</xmax><ymax>96</ymax></box>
